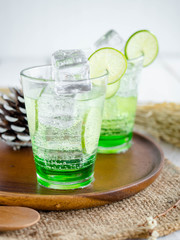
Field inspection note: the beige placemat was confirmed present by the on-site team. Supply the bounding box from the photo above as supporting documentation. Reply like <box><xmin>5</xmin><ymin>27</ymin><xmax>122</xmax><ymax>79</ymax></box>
<box><xmin>135</xmin><ymin>103</ymin><xmax>180</xmax><ymax>148</ymax></box>
<box><xmin>0</xmin><ymin>159</ymin><xmax>180</xmax><ymax>240</ymax></box>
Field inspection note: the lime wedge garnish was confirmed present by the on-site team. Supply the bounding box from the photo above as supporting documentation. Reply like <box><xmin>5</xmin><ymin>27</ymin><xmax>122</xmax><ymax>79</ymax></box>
<box><xmin>25</xmin><ymin>97</ymin><xmax>38</xmax><ymax>136</ymax></box>
<box><xmin>88</xmin><ymin>47</ymin><xmax>127</xmax><ymax>84</ymax></box>
<box><xmin>105</xmin><ymin>80</ymin><xmax>120</xmax><ymax>99</ymax></box>
<box><xmin>82</xmin><ymin>108</ymin><xmax>102</xmax><ymax>154</ymax></box>
<box><xmin>125</xmin><ymin>30</ymin><xmax>158</xmax><ymax>67</ymax></box>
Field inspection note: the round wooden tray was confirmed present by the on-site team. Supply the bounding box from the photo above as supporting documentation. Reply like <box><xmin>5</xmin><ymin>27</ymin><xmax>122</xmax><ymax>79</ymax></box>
<box><xmin>0</xmin><ymin>132</ymin><xmax>164</xmax><ymax>210</ymax></box>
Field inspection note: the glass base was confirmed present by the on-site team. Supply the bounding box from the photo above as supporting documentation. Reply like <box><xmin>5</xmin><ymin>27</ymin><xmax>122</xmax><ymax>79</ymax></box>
<box><xmin>37</xmin><ymin>174</ymin><xmax>94</xmax><ymax>190</ymax></box>
<box><xmin>98</xmin><ymin>132</ymin><xmax>133</xmax><ymax>154</ymax></box>
<box><xmin>36</xmin><ymin>163</ymin><xmax>95</xmax><ymax>190</ymax></box>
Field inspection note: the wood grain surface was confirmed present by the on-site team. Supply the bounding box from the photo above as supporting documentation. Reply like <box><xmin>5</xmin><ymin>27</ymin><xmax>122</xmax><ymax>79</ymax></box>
<box><xmin>0</xmin><ymin>132</ymin><xmax>164</xmax><ymax>210</ymax></box>
<box><xmin>0</xmin><ymin>206</ymin><xmax>40</xmax><ymax>231</ymax></box>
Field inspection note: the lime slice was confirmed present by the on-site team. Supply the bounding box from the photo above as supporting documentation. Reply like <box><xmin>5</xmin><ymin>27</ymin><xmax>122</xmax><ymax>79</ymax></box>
<box><xmin>25</xmin><ymin>97</ymin><xmax>38</xmax><ymax>136</ymax></box>
<box><xmin>125</xmin><ymin>30</ymin><xmax>158</xmax><ymax>67</ymax></box>
<box><xmin>105</xmin><ymin>80</ymin><xmax>120</xmax><ymax>99</ymax></box>
<box><xmin>88</xmin><ymin>47</ymin><xmax>127</xmax><ymax>84</ymax></box>
<box><xmin>82</xmin><ymin>108</ymin><xmax>102</xmax><ymax>154</ymax></box>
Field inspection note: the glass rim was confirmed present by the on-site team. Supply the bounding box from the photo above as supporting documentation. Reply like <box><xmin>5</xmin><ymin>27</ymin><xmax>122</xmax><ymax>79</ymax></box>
<box><xmin>20</xmin><ymin>65</ymin><xmax>109</xmax><ymax>83</ymax></box>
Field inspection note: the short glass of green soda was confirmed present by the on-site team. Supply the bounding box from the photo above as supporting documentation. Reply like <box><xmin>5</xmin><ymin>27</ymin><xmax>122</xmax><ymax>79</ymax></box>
<box><xmin>92</xmin><ymin>29</ymin><xmax>158</xmax><ymax>154</ymax></box>
<box><xmin>21</xmin><ymin>65</ymin><xmax>107</xmax><ymax>189</ymax></box>
<box><xmin>98</xmin><ymin>56</ymin><xmax>144</xmax><ymax>153</ymax></box>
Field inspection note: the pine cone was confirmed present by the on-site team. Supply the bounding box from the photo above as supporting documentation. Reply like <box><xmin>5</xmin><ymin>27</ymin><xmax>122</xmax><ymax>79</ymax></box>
<box><xmin>0</xmin><ymin>88</ymin><xmax>31</xmax><ymax>150</ymax></box>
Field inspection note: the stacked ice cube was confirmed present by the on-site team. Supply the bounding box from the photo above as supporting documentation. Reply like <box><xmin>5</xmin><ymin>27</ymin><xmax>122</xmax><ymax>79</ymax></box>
<box><xmin>93</xmin><ymin>29</ymin><xmax>125</xmax><ymax>51</ymax></box>
<box><xmin>38</xmin><ymin>49</ymin><xmax>92</xmax><ymax>130</ymax></box>
<box><xmin>52</xmin><ymin>49</ymin><xmax>91</xmax><ymax>95</ymax></box>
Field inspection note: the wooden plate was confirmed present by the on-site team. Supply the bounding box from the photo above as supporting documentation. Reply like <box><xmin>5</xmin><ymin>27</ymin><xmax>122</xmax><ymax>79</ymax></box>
<box><xmin>0</xmin><ymin>132</ymin><xmax>164</xmax><ymax>210</ymax></box>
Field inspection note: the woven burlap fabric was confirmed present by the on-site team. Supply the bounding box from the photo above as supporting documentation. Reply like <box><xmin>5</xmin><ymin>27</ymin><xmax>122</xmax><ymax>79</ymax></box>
<box><xmin>0</xmin><ymin>159</ymin><xmax>180</xmax><ymax>240</ymax></box>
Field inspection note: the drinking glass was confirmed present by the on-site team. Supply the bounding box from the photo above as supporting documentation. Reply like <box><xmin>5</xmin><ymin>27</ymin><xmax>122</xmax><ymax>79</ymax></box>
<box><xmin>98</xmin><ymin>56</ymin><xmax>143</xmax><ymax>153</ymax></box>
<box><xmin>21</xmin><ymin>65</ymin><xmax>107</xmax><ymax>189</ymax></box>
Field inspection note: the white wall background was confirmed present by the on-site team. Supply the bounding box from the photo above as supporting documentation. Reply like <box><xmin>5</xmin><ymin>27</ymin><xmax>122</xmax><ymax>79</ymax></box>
<box><xmin>0</xmin><ymin>0</ymin><xmax>180</xmax><ymax>102</ymax></box>
<box><xmin>0</xmin><ymin>0</ymin><xmax>180</xmax><ymax>58</ymax></box>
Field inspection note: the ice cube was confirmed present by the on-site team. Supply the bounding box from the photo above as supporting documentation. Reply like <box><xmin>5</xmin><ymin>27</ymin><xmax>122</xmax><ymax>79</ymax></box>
<box><xmin>94</xmin><ymin>29</ymin><xmax>125</xmax><ymax>51</ymax></box>
<box><xmin>52</xmin><ymin>49</ymin><xmax>91</xmax><ymax>95</ymax></box>
<box><xmin>38</xmin><ymin>85</ymin><xmax>76</xmax><ymax>129</ymax></box>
